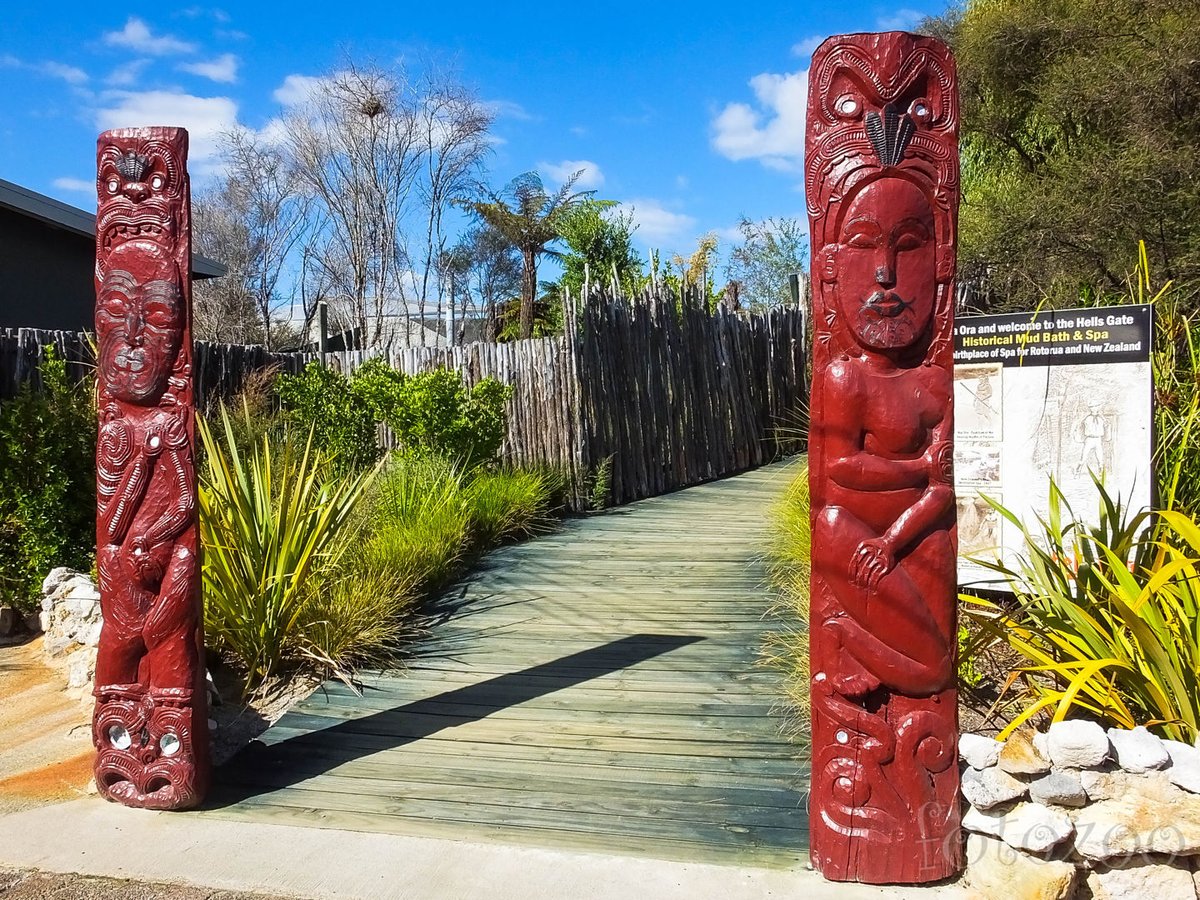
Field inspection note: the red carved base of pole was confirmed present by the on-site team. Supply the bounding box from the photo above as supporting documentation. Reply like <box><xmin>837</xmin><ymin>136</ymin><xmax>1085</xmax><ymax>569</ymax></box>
<box><xmin>92</xmin><ymin>126</ymin><xmax>209</xmax><ymax>809</ymax></box>
<box><xmin>804</xmin><ymin>31</ymin><xmax>962</xmax><ymax>883</ymax></box>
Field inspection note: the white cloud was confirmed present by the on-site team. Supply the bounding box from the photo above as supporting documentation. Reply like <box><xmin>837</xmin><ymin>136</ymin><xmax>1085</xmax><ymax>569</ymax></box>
<box><xmin>103</xmin><ymin>18</ymin><xmax>196</xmax><ymax>56</ymax></box>
<box><xmin>179</xmin><ymin>53</ymin><xmax>239</xmax><ymax>84</ymax></box>
<box><xmin>180</xmin><ymin>6</ymin><xmax>230</xmax><ymax>22</ymax></box>
<box><xmin>876</xmin><ymin>8</ymin><xmax>925</xmax><ymax>31</ymax></box>
<box><xmin>541</xmin><ymin>159</ymin><xmax>605</xmax><ymax>190</ymax></box>
<box><xmin>53</xmin><ymin>177</ymin><xmax>94</xmax><ymax>194</ymax></box>
<box><xmin>2</xmin><ymin>55</ymin><xmax>89</xmax><ymax>86</ymax></box>
<box><xmin>711</xmin><ymin>68</ymin><xmax>808</xmax><ymax>173</ymax></box>
<box><xmin>569</xmin><ymin>125</ymin><xmax>587</xmax><ymax>137</ymax></box>
<box><xmin>272</xmin><ymin>73</ymin><xmax>327</xmax><ymax>108</ymax></box>
<box><xmin>623</xmin><ymin>198</ymin><xmax>697</xmax><ymax>247</ymax></box>
<box><xmin>106</xmin><ymin>59</ymin><xmax>151</xmax><ymax>87</ymax></box>
<box><xmin>256</xmin><ymin>116</ymin><xmax>291</xmax><ymax>147</ymax></box>
<box><xmin>95</xmin><ymin>91</ymin><xmax>237</xmax><ymax>171</ymax></box>
<box><xmin>40</xmin><ymin>62</ymin><xmax>88</xmax><ymax>85</ymax></box>
<box><xmin>792</xmin><ymin>35</ymin><xmax>825</xmax><ymax>58</ymax></box>
<box><xmin>484</xmin><ymin>99</ymin><xmax>532</xmax><ymax>121</ymax></box>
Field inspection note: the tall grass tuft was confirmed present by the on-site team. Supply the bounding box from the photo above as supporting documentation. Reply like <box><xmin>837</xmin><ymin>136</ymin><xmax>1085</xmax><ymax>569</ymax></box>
<box><xmin>358</xmin><ymin>452</ymin><xmax>473</xmax><ymax>596</ymax></box>
<box><xmin>465</xmin><ymin>468</ymin><xmax>556</xmax><ymax>545</ymax></box>
<box><xmin>762</xmin><ymin>461</ymin><xmax>811</xmax><ymax>730</ymax></box>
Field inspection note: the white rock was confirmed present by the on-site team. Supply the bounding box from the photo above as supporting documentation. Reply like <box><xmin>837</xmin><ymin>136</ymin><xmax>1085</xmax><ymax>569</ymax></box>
<box><xmin>76</xmin><ymin>620</ymin><xmax>103</xmax><ymax>648</ymax></box>
<box><xmin>964</xmin><ymin>833</ymin><xmax>1078</xmax><ymax>900</ymax></box>
<box><xmin>66</xmin><ymin>647</ymin><xmax>95</xmax><ymax>689</ymax></box>
<box><xmin>63</xmin><ymin>596</ymin><xmax>98</xmax><ymax>619</ymax></box>
<box><xmin>1087</xmin><ymin>858</ymin><xmax>1196</xmax><ymax>900</ymax></box>
<box><xmin>1029</xmin><ymin>771</ymin><xmax>1088</xmax><ymax>807</ymax></box>
<box><xmin>962</xmin><ymin>801</ymin><xmax>1074</xmax><ymax>853</ymax></box>
<box><xmin>40</xmin><ymin>566</ymin><xmax>74</xmax><ymax>595</ymax></box>
<box><xmin>1033</xmin><ymin>730</ymin><xmax>1050</xmax><ymax>758</ymax></box>
<box><xmin>960</xmin><ymin>733</ymin><xmax>1003</xmax><ymax>770</ymax></box>
<box><xmin>208</xmin><ymin>718</ymin><xmax>219</xmax><ymax>732</ymax></box>
<box><xmin>1108</xmin><ymin>726</ymin><xmax>1169</xmax><ymax>773</ymax></box>
<box><xmin>1078</xmin><ymin>768</ymin><xmax>1159</xmax><ymax>802</ymax></box>
<box><xmin>43</xmin><ymin>632</ymin><xmax>73</xmax><ymax>657</ymax></box>
<box><xmin>1163</xmin><ymin>739</ymin><xmax>1200</xmax><ymax>793</ymax></box>
<box><xmin>1047</xmin><ymin>719</ymin><xmax>1110</xmax><ymax>768</ymax></box>
<box><xmin>54</xmin><ymin>574</ymin><xmax>98</xmax><ymax>602</ymax></box>
<box><xmin>1071</xmin><ymin>773</ymin><xmax>1200</xmax><ymax>859</ymax></box>
<box><xmin>962</xmin><ymin>765</ymin><xmax>1029</xmax><ymax>810</ymax></box>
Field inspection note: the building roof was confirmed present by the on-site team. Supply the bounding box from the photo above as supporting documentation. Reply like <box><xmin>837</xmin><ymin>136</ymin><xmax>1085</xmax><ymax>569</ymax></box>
<box><xmin>0</xmin><ymin>177</ymin><xmax>226</xmax><ymax>279</ymax></box>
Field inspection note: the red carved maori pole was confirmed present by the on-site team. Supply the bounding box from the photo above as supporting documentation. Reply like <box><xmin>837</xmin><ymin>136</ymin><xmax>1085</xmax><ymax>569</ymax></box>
<box><xmin>92</xmin><ymin>127</ymin><xmax>209</xmax><ymax>809</ymax></box>
<box><xmin>804</xmin><ymin>33</ymin><xmax>961</xmax><ymax>883</ymax></box>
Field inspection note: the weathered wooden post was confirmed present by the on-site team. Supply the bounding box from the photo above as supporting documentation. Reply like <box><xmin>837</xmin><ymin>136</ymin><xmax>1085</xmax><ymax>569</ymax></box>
<box><xmin>93</xmin><ymin>127</ymin><xmax>209</xmax><ymax>809</ymax></box>
<box><xmin>804</xmin><ymin>32</ymin><xmax>961</xmax><ymax>883</ymax></box>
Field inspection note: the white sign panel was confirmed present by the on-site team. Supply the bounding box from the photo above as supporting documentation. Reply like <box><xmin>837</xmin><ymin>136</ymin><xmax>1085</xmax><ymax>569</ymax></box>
<box><xmin>953</xmin><ymin>305</ymin><xmax>1153</xmax><ymax>588</ymax></box>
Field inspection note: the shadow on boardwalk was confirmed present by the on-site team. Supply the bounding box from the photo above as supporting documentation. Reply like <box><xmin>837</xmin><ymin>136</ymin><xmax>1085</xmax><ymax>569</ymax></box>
<box><xmin>207</xmin><ymin>460</ymin><xmax>810</xmax><ymax>867</ymax></box>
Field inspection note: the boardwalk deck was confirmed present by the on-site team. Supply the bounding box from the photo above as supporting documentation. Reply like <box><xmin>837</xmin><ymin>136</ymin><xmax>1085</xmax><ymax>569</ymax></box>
<box><xmin>208</xmin><ymin>459</ymin><xmax>810</xmax><ymax>866</ymax></box>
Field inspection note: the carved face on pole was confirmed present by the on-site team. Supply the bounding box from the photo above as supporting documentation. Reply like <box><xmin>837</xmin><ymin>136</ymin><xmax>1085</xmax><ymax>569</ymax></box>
<box><xmin>96</xmin><ymin>239</ymin><xmax>184</xmax><ymax>405</ymax></box>
<box><xmin>833</xmin><ymin>177</ymin><xmax>937</xmax><ymax>352</ymax></box>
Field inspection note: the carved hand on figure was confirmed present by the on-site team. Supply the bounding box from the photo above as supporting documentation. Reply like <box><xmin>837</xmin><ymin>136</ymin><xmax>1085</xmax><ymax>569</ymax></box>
<box><xmin>925</xmin><ymin>440</ymin><xmax>954</xmax><ymax>485</ymax></box>
<box><xmin>851</xmin><ymin>537</ymin><xmax>895</xmax><ymax>590</ymax></box>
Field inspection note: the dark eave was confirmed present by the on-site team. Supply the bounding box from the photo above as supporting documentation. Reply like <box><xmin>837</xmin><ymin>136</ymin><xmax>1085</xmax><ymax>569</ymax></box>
<box><xmin>0</xmin><ymin>177</ymin><xmax>227</xmax><ymax>279</ymax></box>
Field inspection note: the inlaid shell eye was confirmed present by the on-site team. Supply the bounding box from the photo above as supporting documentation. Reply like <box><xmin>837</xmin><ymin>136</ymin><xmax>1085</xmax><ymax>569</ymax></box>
<box><xmin>108</xmin><ymin>724</ymin><xmax>131</xmax><ymax>750</ymax></box>
<box><xmin>909</xmin><ymin>98</ymin><xmax>932</xmax><ymax>124</ymax></box>
<box><xmin>150</xmin><ymin>174</ymin><xmax>164</xmax><ymax>190</ymax></box>
<box><xmin>160</xmin><ymin>733</ymin><xmax>181</xmax><ymax>757</ymax></box>
<box><xmin>106</xmin><ymin>179</ymin><xmax>119</xmax><ymax>194</ymax></box>
<box><xmin>834</xmin><ymin>93</ymin><xmax>860</xmax><ymax>118</ymax></box>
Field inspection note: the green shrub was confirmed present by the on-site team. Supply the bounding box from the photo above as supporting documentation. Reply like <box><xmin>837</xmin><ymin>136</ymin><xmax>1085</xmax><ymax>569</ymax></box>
<box><xmin>275</xmin><ymin>361</ymin><xmax>511</xmax><ymax>472</ymax></box>
<box><xmin>275</xmin><ymin>362</ymin><xmax>380</xmax><ymax>473</ymax></box>
<box><xmin>387</xmin><ymin>369</ymin><xmax>511</xmax><ymax>469</ymax></box>
<box><xmin>198</xmin><ymin>408</ymin><xmax>378</xmax><ymax>690</ymax></box>
<box><xmin>0</xmin><ymin>353</ymin><xmax>95</xmax><ymax>612</ymax></box>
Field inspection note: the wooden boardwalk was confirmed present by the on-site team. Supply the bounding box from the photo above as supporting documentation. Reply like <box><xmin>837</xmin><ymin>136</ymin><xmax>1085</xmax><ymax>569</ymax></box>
<box><xmin>210</xmin><ymin>460</ymin><xmax>809</xmax><ymax>866</ymax></box>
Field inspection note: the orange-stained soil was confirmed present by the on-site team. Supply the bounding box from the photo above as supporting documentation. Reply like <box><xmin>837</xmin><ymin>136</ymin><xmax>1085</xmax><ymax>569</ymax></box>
<box><xmin>0</xmin><ymin>638</ymin><xmax>93</xmax><ymax>811</ymax></box>
<box><xmin>0</xmin><ymin>750</ymin><xmax>93</xmax><ymax>801</ymax></box>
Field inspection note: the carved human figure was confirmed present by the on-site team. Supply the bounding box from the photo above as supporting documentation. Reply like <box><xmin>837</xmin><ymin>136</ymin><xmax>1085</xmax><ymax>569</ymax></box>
<box><xmin>92</xmin><ymin>128</ymin><xmax>208</xmax><ymax>810</ymax></box>
<box><xmin>805</xmin><ymin>33</ymin><xmax>961</xmax><ymax>883</ymax></box>
<box><xmin>813</xmin><ymin>176</ymin><xmax>955</xmax><ymax>699</ymax></box>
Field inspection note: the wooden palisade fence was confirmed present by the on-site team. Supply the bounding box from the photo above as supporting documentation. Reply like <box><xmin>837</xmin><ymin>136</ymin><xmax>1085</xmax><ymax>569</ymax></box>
<box><xmin>1</xmin><ymin>288</ymin><xmax>808</xmax><ymax>510</ymax></box>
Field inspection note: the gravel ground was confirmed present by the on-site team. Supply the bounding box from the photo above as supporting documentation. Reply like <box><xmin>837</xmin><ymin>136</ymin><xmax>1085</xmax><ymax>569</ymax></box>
<box><xmin>0</xmin><ymin>869</ymin><xmax>287</xmax><ymax>899</ymax></box>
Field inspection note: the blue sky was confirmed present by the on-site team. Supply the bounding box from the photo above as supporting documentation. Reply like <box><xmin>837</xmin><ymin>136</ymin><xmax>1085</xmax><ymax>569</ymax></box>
<box><xmin>0</xmin><ymin>1</ymin><xmax>949</xmax><ymax>262</ymax></box>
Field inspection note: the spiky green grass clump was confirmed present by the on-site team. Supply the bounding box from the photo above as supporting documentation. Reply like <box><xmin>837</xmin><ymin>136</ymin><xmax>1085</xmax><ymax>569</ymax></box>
<box><xmin>762</xmin><ymin>461</ymin><xmax>811</xmax><ymax>734</ymax></box>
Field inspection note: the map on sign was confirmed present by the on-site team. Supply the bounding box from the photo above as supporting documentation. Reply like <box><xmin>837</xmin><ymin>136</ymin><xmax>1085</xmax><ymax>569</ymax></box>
<box><xmin>952</xmin><ymin>305</ymin><xmax>1153</xmax><ymax>589</ymax></box>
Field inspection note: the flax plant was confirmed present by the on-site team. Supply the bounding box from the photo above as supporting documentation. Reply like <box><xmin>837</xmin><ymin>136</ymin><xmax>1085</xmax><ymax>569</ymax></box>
<box><xmin>199</xmin><ymin>408</ymin><xmax>377</xmax><ymax>690</ymax></box>
<box><xmin>963</xmin><ymin>481</ymin><xmax>1200</xmax><ymax>742</ymax></box>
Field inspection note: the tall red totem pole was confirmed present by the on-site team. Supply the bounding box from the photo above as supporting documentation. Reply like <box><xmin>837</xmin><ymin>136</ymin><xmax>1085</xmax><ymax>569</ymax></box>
<box><xmin>805</xmin><ymin>33</ymin><xmax>960</xmax><ymax>883</ymax></box>
<box><xmin>92</xmin><ymin>127</ymin><xmax>209</xmax><ymax>810</ymax></box>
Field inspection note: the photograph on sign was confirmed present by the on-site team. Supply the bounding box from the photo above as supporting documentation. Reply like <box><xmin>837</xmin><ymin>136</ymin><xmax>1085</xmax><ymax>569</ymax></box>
<box><xmin>953</xmin><ymin>304</ymin><xmax>1152</xmax><ymax>589</ymax></box>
